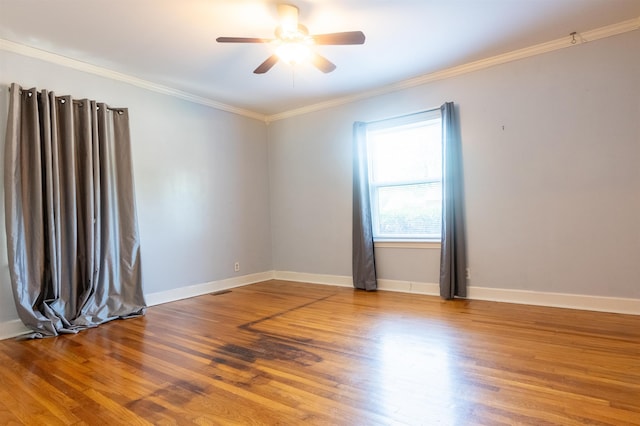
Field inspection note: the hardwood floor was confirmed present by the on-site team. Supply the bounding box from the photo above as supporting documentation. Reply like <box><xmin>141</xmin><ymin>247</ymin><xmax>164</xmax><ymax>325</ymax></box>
<box><xmin>0</xmin><ymin>280</ymin><xmax>638</xmax><ymax>425</ymax></box>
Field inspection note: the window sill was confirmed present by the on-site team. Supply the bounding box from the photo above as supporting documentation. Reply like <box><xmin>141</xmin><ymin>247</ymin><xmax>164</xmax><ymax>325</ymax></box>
<box><xmin>374</xmin><ymin>241</ymin><xmax>441</xmax><ymax>249</ymax></box>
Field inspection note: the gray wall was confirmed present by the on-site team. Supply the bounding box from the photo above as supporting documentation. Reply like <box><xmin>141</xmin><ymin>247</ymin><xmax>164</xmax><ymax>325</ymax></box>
<box><xmin>1</xmin><ymin>29</ymin><xmax>638</xmax><ymax>327</ymax></box>
<box><xmin>268</xmin><ymin>30</ymin><xmax>640</xmax><ymax>298</ymax></box>
<box><xmin>0</xmin><ymin>51</ymin><xmax>272</xmax><ymax>323</ymax></box>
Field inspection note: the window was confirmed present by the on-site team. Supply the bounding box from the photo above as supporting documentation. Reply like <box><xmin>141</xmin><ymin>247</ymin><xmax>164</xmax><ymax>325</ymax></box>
<box><xmin>366</xmin><ymin>110</ymin><xmax>442</xmax><ymax>241</ymax></box>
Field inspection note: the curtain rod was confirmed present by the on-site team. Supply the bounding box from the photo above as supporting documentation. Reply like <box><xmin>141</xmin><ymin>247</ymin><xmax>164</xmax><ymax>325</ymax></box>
<box><xmin>7</xmin><ymin>86</ymin><xmax>124</xmax><ymax>113</ymax></box>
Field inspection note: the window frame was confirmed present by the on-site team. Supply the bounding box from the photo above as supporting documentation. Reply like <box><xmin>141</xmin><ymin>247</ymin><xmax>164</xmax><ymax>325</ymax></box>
<box><xmin>365</xmin><ymin>109</ymin><xmax>443</xmax><ymax>243</ymax></box>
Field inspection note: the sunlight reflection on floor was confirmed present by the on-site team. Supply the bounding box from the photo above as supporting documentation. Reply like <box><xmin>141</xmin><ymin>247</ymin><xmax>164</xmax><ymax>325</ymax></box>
<box><xmin>376</xmin><ymin>322</ymin><xmax>469</xmax><ymax>424</ymax></box>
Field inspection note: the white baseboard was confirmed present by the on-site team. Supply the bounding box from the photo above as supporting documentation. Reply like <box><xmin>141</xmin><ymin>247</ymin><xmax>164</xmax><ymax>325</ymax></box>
<box><xmin>274</xmin><ymin>271</ymin><xmax>353</xmax><ymax>287</ymax></box>
<box><xmin>273</xmin><ymin>271</ymin><xmax>640</xmax><ymax>315</ymax></box>
<box><xmin>377</xmin><ymin>279</ymin><xmax>440</xmax><ymax>295</ymax></box>
<box><xmin>467</xmin><ymin>286</ymin><xmax>640</xmax><ymax>315</ymax></box>
<box><xmin>144</xmin><ymin>270</ymin><xmax>276</xmax><ymax>306</ymax></box>
<box><xmin>274</xmin><ymin>271</ymin><xmax>440</xmax><ymax>295</ymax></box>
<box><xmin>0</xmin><ymin>271</ymin><xmax>277</xmax><ymax>340</ymax></box>
<box><xmin>3</xmin><ymin>271</ymin><xmax>638</xmax><ymax>340</ymax></box>
<box><xmin>0</xmin><ymin>319</ymin><xmax>31</xmax><ymax>340</ymax></box>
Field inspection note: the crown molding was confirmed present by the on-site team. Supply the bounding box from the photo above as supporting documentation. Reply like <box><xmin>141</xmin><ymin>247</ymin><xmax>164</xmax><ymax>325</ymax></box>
<box><xmin>2</xmin><ymin>16</ymin><xmax>638</xmax><ymax>124</ymax></box>
<box><xmin>0</xmin><ymin>38</ymin><xmax>267</xmax><ymax>122</ymax></box>
<box><xmin>266</xmin><ymin>16</ymin><xmax>640</xmax><ymax>122</ymax></box>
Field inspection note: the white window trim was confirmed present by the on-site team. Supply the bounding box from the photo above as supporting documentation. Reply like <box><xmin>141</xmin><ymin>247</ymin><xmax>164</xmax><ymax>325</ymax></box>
<box><xmin>366</xmin><ymin>109</ymin><xmax>443</xmax><ymax>242</ymax></box>
<box><xmin>374</xmin><ymin>241</ymin><xmax>441</xmax><ymax>249</ymax></box>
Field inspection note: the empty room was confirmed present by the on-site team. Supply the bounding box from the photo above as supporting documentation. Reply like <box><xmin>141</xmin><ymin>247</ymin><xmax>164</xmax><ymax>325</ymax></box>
<box><xmin>0</xmin><ymin>1</ymin><xmax>639</xmax><ymax>424</ymax></box>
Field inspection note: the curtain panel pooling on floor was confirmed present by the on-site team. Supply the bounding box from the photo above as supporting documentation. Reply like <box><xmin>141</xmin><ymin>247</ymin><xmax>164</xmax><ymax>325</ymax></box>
<box><xmin>4</xmin><ymin>83</ymin><xmax>146</xmax><ymax>338</ymax></box>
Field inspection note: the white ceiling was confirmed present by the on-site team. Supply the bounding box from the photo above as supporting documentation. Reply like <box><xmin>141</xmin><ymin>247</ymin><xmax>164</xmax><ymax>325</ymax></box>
<box><xmin>1</xmin><ymin>0</ymin><xmax>639</xmax><ymax>117</ymax></box>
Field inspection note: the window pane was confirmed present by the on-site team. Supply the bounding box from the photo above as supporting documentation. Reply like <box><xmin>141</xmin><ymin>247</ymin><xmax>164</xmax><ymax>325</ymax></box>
<box><xmin>376</xmin><ymin>183</ymin><xmax>442</xmax><ymax>237</ymax></box>
<box><xmin>365</xmin><ymin>110</ymin><xmax>443</xmax><ymax>240</ymax></box>
<box><xmin>369</xmin><ymin>121</ymin><xmax>441</xmax><ymax>183</ymax></box>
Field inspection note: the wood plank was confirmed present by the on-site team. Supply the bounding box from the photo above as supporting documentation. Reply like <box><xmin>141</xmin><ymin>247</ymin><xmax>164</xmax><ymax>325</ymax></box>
<box><xmin>0</xmin><ymin>280</ymin><xmax>638</xmax><ymax>425</ymax></box>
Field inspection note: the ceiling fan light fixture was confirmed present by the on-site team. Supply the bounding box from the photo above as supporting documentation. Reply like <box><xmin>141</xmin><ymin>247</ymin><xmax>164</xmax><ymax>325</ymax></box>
<box><xmin>273</xmin><ymin>23</ymin><xmax>314</xmax><ymax>65</ymax></box>
<box><xmin>216</xmin><ymin>3</ymin><xmax>365</xmax><ymax>74</ymax></box>
<box><xmin>275</xmin><ymin>41</ymin><xmax>312</xmax><ymax>65</ymax></box>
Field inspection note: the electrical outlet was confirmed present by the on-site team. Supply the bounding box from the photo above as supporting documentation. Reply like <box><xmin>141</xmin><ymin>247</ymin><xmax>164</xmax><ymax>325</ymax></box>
<box><xmin>465</xmin><ymin>268</ymin><xmax>471</xmax><ymax>280</ymax></box>
<box><xmin>234</xmin><ymin>262</ymin><xmax>240</xmax><ymax>272</ymax></box>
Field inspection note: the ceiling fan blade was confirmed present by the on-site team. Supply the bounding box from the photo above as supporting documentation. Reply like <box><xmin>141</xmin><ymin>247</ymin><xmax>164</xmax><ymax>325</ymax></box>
<box><xmin>277</xmin><ymin>4</ymin><xmax>299</xmax><ymax>33</ymax></box>
<box><xmin>254</xmin><ymin>54</ymin><xmax>279</xmax><ymax>74</ymax></box>
<box><xmin>312</xmin><ymin>31</ymin><xmax>366</xmax><ymax>45</ymax></box>
<box><xmin>216</xmin><ymin>37</ymin><xmax>271</xmax><ymax>43</ymax></box>
<box><xmin>311</xmin><ymin>52</ymin><xmax>336</xmax><ymax>73</ymax></box>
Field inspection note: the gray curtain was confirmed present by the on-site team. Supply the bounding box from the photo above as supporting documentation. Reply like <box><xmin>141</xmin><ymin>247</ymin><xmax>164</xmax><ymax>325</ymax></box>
<box><xmin>439</xmin><ymin>102</ymin><xmax>468</xmax><ymax>299</ymax></box>
<box><xmin>352</xmin><ymin>122</ymin><xmax>377</xmax><ymax>290</ymax></box>
<box><xmin>4</xmin><ymin>83</ymin><xmax>146</xmax><ymax>338</ymax></box>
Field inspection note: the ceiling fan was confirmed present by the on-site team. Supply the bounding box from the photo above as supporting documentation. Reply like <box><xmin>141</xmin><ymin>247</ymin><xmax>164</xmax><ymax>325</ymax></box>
<box><xmin>216</xmin><ymin>4</ymin><xmax>366</xmax><ymax>74</ymax></box>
